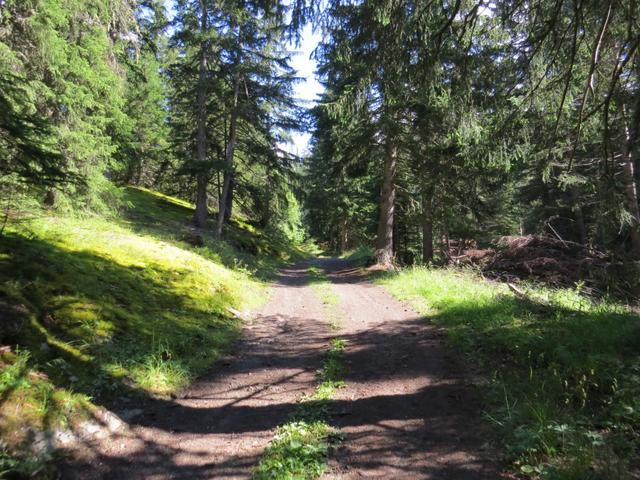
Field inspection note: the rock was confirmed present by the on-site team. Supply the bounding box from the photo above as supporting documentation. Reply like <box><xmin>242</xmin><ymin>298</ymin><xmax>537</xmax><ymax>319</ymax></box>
<box><xmin>96</xmin><ymin>410</ymin><xmax>125</xmax><ymax>433</ymax></box>
<box><xmin>79</xmin><ymin>421</ymin><xmax>102</xmax><ymax>438</ymax></box>
<box><xmin>51</xmin><ymin>429</ymin><xmax>78</xmax><ymax>448</ymax></box>
<box><xmin>29</xmin><ymin>429</ymin><xmax>52</xmax><ymax>456</ymax></box>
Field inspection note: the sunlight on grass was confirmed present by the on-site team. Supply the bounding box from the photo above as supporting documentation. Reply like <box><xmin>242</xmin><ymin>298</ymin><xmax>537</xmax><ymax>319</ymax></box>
<box><xmin>0</xmin><ymin>187</ymin><xmax>280</xmax><ymax>474</ymax></box>
<box><xmin>378</xmin><ymin>266</ymin><xmax>640</xmax><ymax>479</ymax></box>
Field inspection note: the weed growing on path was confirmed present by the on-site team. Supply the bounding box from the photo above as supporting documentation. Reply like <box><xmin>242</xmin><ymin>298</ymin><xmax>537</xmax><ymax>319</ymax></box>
<box><xmin>378</xmin><ymin>266</ymin><xmax>640</xmax><ymax>479</ymax></box>
<box><xmin>254</xmin><ymin>339</ymin><xmax>347</xmax><ymax>479</ymax></box>
<box><xmin>307</xmin><ymin>267</ymin><xmax>341</xmax><ymax>330</ymax></box>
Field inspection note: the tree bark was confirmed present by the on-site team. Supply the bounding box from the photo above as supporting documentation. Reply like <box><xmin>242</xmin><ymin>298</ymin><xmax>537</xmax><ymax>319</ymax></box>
<box><xmin>44</xmin><ymin>188</ymin><xmax>57</xmax><ymax>208</ymax></box>
<box><xmin>621</xmin><ymin>101</ymin><xmax>640</xmax><ymax>258</ymax></box>
<box><xmin>215</xmin><ymin>71</ymin><xmax>241</xmax><ymax>237</ymax></box>
<box><xmin>224</xmin><ymin>173</ymin><xmax>234</xmax><ymax>221</ymax></box>
<box><xmin>374</xmin><ymin>139</ymin><xmax>397</xmax><ymax>265</ymax></box>
<box><xmin>193</xmin><ymin>0</ymin><xmax>209</xmax><ymax>228</ymax></box>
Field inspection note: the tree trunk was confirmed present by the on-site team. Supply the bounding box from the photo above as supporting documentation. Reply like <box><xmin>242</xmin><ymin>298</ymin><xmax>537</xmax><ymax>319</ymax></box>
<box><xmin>193</xmin><ymin>0</ymin><xmax>209</xmax><ymax>228</ymax></box>
<box><xmin>570</xmin><ymin>186</ymin><xmax>588</xmax><ymax>245</ymax></box>
<box><xmin>621</xmin><ymin>101</ymin><xmax>640</xmax><ymax>258</ymax></box>
<box><xmin>336</xmin><ymin>216</ymin><xmax>347</xmax><ymax>252</ymax></box>
<box><xmin>216</xmin><ymin>72</ymin><xmax>241</xmax><ymax>237</ymax></box>
<box><xmin>421</xmin><ymin>192</ymin><xmax>434</xmax><ymax>263</ymax></box>
<box><xmin>374</xmin><ymin>139</ymin><xmax>397</xmax><ymax>265</ymax></box>
<box><xmin>224</xmin><ymin>173</ymin><xmax>234</xmax><ymax>221</ymax></box>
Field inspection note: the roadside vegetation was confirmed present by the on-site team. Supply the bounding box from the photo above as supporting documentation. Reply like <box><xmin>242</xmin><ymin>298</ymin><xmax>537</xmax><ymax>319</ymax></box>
<box><xmin>379</xmin><ymin>266</ymin><xmax>640</xmax><ymax>479</ymax></box>
<box><xmin>255</xmin><ymin>338</ymin><xmax>347</xmax><ymax>480</ymax></box>
<box><xmin>0</xmin><ymin>187</ymin><xmax>302</xmax><ymax>477</ymax></box>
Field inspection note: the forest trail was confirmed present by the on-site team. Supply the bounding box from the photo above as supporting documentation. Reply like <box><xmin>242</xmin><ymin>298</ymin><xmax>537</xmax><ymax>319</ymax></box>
<box><xmin>63</xmin><ymin>258</ymin><xmax>496</xmax><ymax>479</ymax></box>
<box><xmin>320</xmin><ymin>258</ymin><xmax>496</xmax><ymax>479</ymax></box>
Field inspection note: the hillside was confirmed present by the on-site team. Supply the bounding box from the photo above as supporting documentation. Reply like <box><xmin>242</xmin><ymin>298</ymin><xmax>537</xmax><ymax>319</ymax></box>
<box><xmin>0</xmin><ymin>187</ymin><xmax>302</xmax><ymax>476</ymax></box>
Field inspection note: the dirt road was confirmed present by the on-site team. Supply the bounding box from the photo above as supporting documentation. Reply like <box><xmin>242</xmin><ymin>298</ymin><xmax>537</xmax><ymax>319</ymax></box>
<box><xmin>63</xmin><ymin>258</ymin><xmax>497</xmax><ymax>479</ymax></box>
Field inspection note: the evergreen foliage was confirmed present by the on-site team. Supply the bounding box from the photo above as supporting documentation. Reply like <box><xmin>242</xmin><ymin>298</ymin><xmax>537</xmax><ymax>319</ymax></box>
<box><xmin>306</xmin><ymin>0</ymin><xmax>640</xmax><ymax>265</ymax></box>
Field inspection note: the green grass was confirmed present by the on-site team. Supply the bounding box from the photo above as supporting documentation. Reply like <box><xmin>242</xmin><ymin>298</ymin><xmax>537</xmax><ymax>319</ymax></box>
<box><xmin>378</xmin><ymin>266</ymin><xmax>640</xmax><ymax>479</ymax></box>
<box><xmin>254</xmin><ymin>339</ymin><xmax>347</xmax><ymax>480</ymax></box>
<box><xmin>0</xmin><ymin>186</ymin><xmax>294</xmax><ymax>476</ymax></box>
<box><xmin>339</xmin><ymin>245</ymin><xmax>373</xmax><ymax>266</ymax></box>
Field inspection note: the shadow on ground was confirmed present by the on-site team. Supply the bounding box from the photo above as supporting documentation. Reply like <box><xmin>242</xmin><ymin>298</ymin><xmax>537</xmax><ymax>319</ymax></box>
<box><xmin>57</xmin><ymin>260</ymin><xmax>498</xmax><ymax>479</ymax></box>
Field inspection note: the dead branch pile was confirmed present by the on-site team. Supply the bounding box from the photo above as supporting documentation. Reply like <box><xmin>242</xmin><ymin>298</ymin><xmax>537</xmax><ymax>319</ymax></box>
<box><xmin>451</xmin><ymin>235</ymin><xmax>639</xmax><ymax>297</ymax></box>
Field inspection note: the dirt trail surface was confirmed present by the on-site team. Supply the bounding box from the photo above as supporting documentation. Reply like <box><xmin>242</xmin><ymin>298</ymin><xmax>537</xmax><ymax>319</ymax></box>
<box><xmin>62</xmin><ymin>261</ymin><xmax>332</xmax><ymax>479</ymax></box>
<box><xmin>321</xmin><ymin>258</ymin><xmax>497</xmax><ymax>479</ymax></box>
<box><xmin>62</xmin><ymin>258</ymin><xmax>498</xmax><ymax>479</ymax></box>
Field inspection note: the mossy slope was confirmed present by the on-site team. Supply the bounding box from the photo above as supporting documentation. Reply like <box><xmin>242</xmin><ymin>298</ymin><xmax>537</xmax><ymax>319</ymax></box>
<box><xmin>0</xmin><ymin>187</ymin><xmax>295</xmax><ymax>476</ymax></box>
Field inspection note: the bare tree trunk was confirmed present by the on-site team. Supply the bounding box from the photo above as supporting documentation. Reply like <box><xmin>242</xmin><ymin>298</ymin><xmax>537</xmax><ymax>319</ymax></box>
<box><xmin>193</xmin><ymin>0</ymin><xmax>209</xmax><ymax>228</ymax></box>
<box><xmin>216</xmin><ymin>72</ymin><xmax>241</xmax><ymax>237</ymax></box>
<box><xmin>44</xmin><ymin>188</ymin><xmax>57</xmax><ymax>208</ymax></box>
<box><xmin>340</xmin><ymin>217</ymin><xmax>348</xmax><ymax>252</ymax></box>
<box><xmin>224</xmin><ymin>173</ymin><xmax>234</xmax><ymax>221</ymax></box>
<box><xmin>621</xmin><ymin>101</ymin><xmax>640</xmax><ymax>258</ymax></box>
<box><xmin>440</xmin><ymin>226</ymin><xmax>450</xmax><ymax>260</ymax></box>
<box><xmin>374</xmin><ymin>139</ymin><xmax>397</xmax><ymax>265</ymax></box>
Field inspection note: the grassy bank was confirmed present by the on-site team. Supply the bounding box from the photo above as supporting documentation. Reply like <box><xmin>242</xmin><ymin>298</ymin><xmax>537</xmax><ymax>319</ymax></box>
<box><xmin>378</xmin><ymin>267</ymin><xmax>640</xmax><ymax>479</ymax></box>
<box><xmin>0</xmin><ymin>187</ymin><xmax>300</xmax><ymax>477</ymax></box>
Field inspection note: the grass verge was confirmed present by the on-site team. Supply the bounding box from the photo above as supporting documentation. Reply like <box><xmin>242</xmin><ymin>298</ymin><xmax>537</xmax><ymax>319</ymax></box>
<box><xmin>254</xmin><ymin>338</ymin><xmax>347</xmax><ymax>479</ymax></box>
<box><xmin>377</xmin><ymin>266</ymin><xmax>640</xmax><ymax>479</ymax></box>
<box><xmin>0</xmin><ymin>187</ymin><xmax>296</xmax><ymax>477</ymax></box>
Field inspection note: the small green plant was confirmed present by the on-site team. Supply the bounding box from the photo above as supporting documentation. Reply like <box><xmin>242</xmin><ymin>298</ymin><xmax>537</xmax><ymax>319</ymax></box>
<box><xmin>307</xmin><ymin>267</ymin><xmax>341</xmax><ymax>329</ymax></box>
<box><xmin>254</xmin><ymin>338</ymin><xmax>347</xmax><ymax>479</ymax></box>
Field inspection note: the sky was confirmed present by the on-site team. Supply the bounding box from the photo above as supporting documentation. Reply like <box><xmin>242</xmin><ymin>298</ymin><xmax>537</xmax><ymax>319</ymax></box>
<box><xmin>287</xmin><ymin>24</ymin><xmax>324</xmax><ymax>155</ymax></box>
<box><xmin>163</xmin><ymin>1</ymin><xmax>323</xmax><ymax>156</ymax></box>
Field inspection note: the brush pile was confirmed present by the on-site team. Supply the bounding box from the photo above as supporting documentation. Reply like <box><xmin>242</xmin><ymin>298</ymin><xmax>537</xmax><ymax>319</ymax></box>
<box><xmin>450</xmin><ymin>235</ymin><xmax>639</xmax><ymax>297</ymax></box>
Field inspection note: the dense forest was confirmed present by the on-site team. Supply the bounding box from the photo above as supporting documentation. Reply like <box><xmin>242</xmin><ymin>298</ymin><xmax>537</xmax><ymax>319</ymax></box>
<box><xmin>1</xmin><ymin>0</ymin><xmax>640</xmax><ymax>479</ymax></box>
<box><xmin>306</xmin><ymin>1</ymin><xmax>640</xmax><ymax>270</ymax></box>
<box><xmin>2</xmin><ymin>0</ymin><xmax>640</xmax><ymax>270</ymax></box>
<box><xmin>1</xmin><ymin>0</ymin><xmax>306</xmax><ymax>242</ymax></box>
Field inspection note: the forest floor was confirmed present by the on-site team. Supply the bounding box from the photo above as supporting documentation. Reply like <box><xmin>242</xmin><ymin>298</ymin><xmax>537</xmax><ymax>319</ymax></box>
<box><xmin>60</xmin><ymin>257</ymin><xmax>499</xmax><ymax>479</ymax></box>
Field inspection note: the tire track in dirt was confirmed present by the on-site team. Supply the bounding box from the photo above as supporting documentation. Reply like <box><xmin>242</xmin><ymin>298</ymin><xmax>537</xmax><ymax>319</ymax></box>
<box><xmin>61</xmin><ymin>261</ymin><xmax>333</xmax><ymax>479</ymax></box>
<box><xmin>318</xmin><ymin>258</ymin><xmax>500</xmax><ymax>479</ymax></box>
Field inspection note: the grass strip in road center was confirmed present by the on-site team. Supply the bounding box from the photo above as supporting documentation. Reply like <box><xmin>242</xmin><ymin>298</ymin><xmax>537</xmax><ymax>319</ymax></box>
<box><xmin>254</xmin><ymin>338</ymin><xmax>347</xmax><ymax>480</ymax></box>
<box><xmin>307</xmin><ymin>266</ymin><xmax>341</xmax><ymax>330</ymax></box>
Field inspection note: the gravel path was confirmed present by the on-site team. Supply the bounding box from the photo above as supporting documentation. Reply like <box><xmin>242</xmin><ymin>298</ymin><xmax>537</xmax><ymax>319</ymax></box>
<box><xmin>61</xmin><ymin>258</ymin><xmax>498</xmax><ymax>479</ymax></box>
